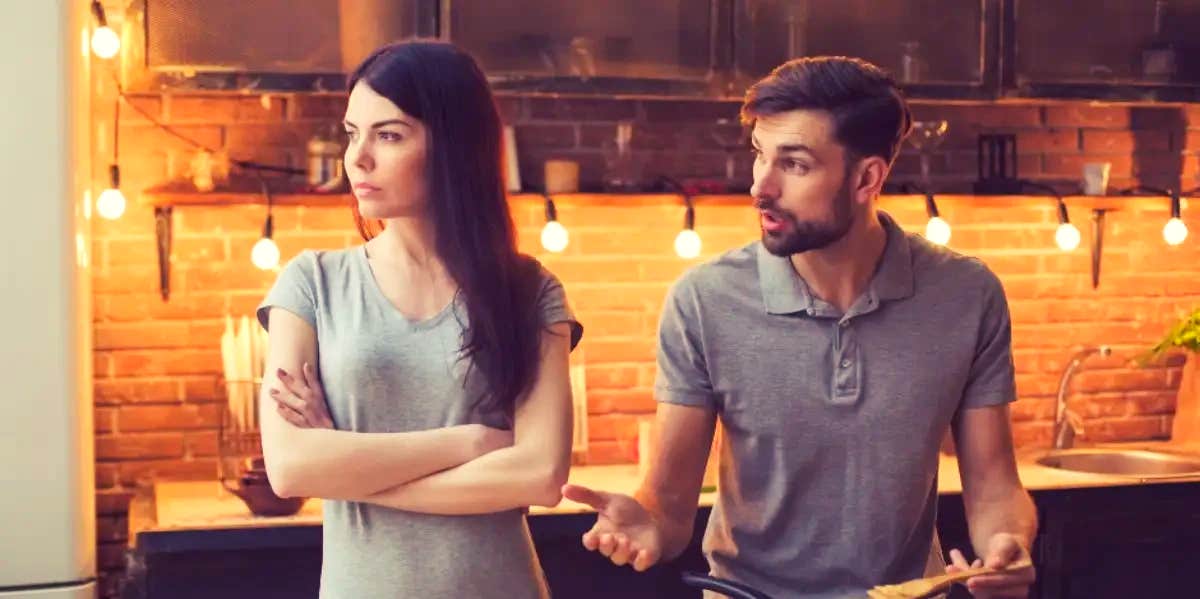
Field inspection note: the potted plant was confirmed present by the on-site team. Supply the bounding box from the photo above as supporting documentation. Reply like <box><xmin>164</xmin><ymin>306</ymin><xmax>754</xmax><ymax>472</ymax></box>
<box><xmin>1142</xmin><ymin>307</ymin><xmax>1200</xmax><ymax>446</ymax></box>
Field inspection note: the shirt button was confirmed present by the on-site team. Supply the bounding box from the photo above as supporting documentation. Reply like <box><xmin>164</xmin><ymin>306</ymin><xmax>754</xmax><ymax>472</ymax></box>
<box><xmin>840</xmin><ymin>359</ymin><xmax>851</xmax><ymax>368</ymax></box>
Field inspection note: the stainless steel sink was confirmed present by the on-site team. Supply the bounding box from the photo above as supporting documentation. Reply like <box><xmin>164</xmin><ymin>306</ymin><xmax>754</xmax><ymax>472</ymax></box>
<box><xmin>1032</xmin><ymin>448</ymin><xmax>1200</xmax><ymax>479</ymax></box>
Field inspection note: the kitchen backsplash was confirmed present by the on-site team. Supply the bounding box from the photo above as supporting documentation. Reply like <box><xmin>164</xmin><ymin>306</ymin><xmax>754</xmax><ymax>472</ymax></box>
<box><xmin>89</xmin><ymin>90</ymin><xmax>1200</xmax><ymax>596</ymax></box>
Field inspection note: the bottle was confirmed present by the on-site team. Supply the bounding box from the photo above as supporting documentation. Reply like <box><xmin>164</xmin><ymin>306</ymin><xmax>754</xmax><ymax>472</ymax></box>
<box><xmin>1141</xmin><ymin>0</ymin><xmax>1177</xmax><ymax>81</ymax></box>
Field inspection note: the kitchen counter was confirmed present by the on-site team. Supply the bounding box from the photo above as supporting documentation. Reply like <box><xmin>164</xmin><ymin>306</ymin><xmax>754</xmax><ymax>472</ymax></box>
<box><xmin>128</xmin><ymin>441</ymin><xmax>1200</xmax><ymax>548</ymax></box>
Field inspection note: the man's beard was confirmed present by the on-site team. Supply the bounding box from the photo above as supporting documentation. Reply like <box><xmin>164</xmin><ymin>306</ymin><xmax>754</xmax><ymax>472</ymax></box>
<box><xmin>759</xmin><ymin>177</ymin><xmax>855</xmax><ymax>256</ymax></box>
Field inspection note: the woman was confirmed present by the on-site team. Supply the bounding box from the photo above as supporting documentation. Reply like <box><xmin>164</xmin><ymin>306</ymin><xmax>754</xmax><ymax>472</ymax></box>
<box><xmin>256</xmin><ymin>40</ymin><xmax>582</xmax><ymax>598</ymax></box>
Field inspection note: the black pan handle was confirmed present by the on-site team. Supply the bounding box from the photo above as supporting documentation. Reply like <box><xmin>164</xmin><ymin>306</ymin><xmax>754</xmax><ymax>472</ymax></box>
<box><xmin>680</xmin><ymin>571</ymin><xmax>773</xmax><ymax>599</ymax></box>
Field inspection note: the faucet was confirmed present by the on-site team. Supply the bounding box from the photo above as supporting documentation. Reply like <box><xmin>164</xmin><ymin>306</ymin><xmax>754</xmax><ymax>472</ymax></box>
<box><xmin>1052</xmin><ymin>345</ymin><xmax>1111</xmax><ymax>450</ymax></box>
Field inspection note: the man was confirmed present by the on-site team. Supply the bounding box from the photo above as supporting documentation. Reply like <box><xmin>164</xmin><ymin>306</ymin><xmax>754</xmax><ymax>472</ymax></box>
<box><xmin>562</xmin><ymin>57</ymin><xmax>1038</xmax><ymax>598</ymax></box>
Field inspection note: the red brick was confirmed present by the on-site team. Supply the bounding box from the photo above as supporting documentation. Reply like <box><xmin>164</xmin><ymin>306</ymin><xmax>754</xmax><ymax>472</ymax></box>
<box><xmin>119</xmin><ymin>403</ymin><xmax>222</xmax><ymax>431</ymax></box>
<box><xmin>584</xmin><ymin>364</ymin><xmax>640</xmax><ymax>389</ymax></box>
<box><xmin>96</xmin><ymin>433</ymin><xmax>185</xmax><ymax>460</ymax></box>
<box><xmin>225</xmin><ymin>122</ymin><xmax>322</xmax><ymax>149</ymax></box>
<box><xmin>579</xmin><ymin>338</ymin><xmax>657</xmax><ymax>364</ymax></box>
<box><xmin>1130</xmin><ymin>106</ymin><xmax>1188</xmax><ymax>130</ymax></box>
<box><xmin>180</xmin><ymin>264</ymin><xmax>276</xmax><ymax>293</ymax></box>
<box><xmin>97</xmin><ymin>515</ymin><xmax>128</xmax><ymax>542</ymax></box>
<box><xmin>585</xmin><ymin>440</ymin><xmax>631</xmax><ymax>465</ymax></box>
<box><xmin>495</xmin><ymin>96</ymin><xmax>524</xmax><ymax>122</ymax></box>
<box><xmin>298</xmin><ymin>206</ymin><xmax>357</xmax><ymax>230</ymax></box>
<box><xmin>95</xmin><ymin>408</ymin><xmax>116</xmax><ymax>434</ymax></box>
<box><xmin>1010</xmin><ymin>398</ymin><xmax>1053</xmax><ymax>422</ymax></box>
<box><xmin>97</xmin><ymin>542</ymin><xmax>126</xmax><ymax>570</ymax></box>
<box><xmin>587</xmin><ymin>389</ymin><xmax>656</xmax><ymax>414</ymax></box>
<box><xmin>1011</xmin><ymin>421</ymin><xmax>1053</xmax><ymax>449</ymax></box>
<box><xmin>289</xmin><ymin>94</ymin><xmax>347</xmax><ymax>119</ymax></box>
<box><xmin>167</xmin><ymin>96</ymin><xmax>239</xmax><ymax>122</ymax></box>
<box><xmin>111</xmin><ymin>349</ymin><xmax>223</xmax><ymax>376</ymax></box>
<box><xmin>95</xmin><ymin>464</ymin><xmax>119</xmax><ymax>489</ymax></box>
<box><xmin>119</xmin><ymin>95</ymin><xmax>163</xmax><ymax>122</ymax></box>
<box><xmin>93</xmin><ymin>266</ymin><xmax>163</xmax><ymax>295</ymax></box>
<box><xmin>529</xmin><ymin>98</ymin><xmax>638</xmax><ymax>121</ymax></box>
<box><xmin>1016</xmin><ymin>130</ymin><xmax>1078</xmax><ymax>153</ymax></box>
<box><xmin>516</xmin><ymin>124</ymin><xmax>577</xmax><ymax>149</ymax></box>
<box><xmin>1045</xmin><ymin>105</ymin><xmax>1129</xmax><ymax>129</ymax></box>
<box><xmin>1044</xmin><ymin>153</ymin><xmax>1133</xmax><ymax>179</ymax></box>
<box><xmin>1082</xmin><ymin>130</ymin><xmax>1170</xmax><ymax>153</ymax></box>
<box><xmin>97</xmin><ymin>292</ymin><xmax>228</xmax><ymax>322</ymax></box>
<box><xmin>641</xmin><ymin>100</ymin><xmax>742</xmax><ymax>123</ymax></box>
<box><xmin>118</xmin><ymin>124</ymin><xmax>223</xmax><ymax>155</ymax></box>
<box><xmin>94</xmin><ymin>378</ymin><xmax>179</xmax><ymax>405</ymax></box>
<box><xmin>1084</xmin><ymin>416</ymin><xmax>1169</xmax><ymax>442</ymax></box>
<box><xmin>96</xmin><ymin>491</ymin><xmax>134</xmax><ymax>515</ymax></box>
<box><xmin>183</xmin><ymin>377</ymin><xmax>223</xmax><ymax>402</ymax></box>
<box><xmin>185</xmin><ymin>430</ymin><xmax>219</xmax><ymax>458</ymax></box>
<box><xmin>589</xmin><ymin>413</ymin><xmax>641</xmax><ymax>441</ymax></box>
<box><xmin>94</xmin><ymin>321</ymin><xmax>192</xmax><ymax>350</ymax></box>
<box><xmin>118</xmin><ymin>458</ymin><xmax>217</xmax><ymax>486</ymax></box>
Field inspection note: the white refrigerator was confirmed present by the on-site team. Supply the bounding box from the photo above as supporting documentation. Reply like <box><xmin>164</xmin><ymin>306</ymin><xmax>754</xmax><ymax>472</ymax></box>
<box><xmin>0</xmin><ymin>0</ymin><xmax>97</xmax><ymax>597</ymax></box>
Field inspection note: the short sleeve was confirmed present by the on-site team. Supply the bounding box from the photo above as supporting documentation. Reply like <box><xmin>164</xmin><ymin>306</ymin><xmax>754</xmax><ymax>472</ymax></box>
<box><xmin>959</xmin><ymin>269</ymin><xmax>1017</xmax><ymax>410</ymax></box>
<box><xmin>537</xmin><ymin>270</ymin><xmax>583</xmax><ymax>351</ymax></box>
<box><xmin>256</xmin><ymin>251</ymin><xmax>318</xmax><ymax>332</ymax></box>
<box><xmin>654</xmin><ymin>275</ymin><xmax>717</xmax><ymax>410</ymax></box>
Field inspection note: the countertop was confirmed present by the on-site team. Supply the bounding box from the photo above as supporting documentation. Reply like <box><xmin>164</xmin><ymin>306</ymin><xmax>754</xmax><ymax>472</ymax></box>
<box><xmin>129</xmin><ymin>441</ymin><xmax>1200</xmax><ymax>547</ymax></box>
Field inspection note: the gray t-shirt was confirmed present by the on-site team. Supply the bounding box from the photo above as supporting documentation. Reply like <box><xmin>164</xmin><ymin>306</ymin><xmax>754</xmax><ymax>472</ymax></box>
<box><xmin>257</xmin><ymin>246</ymin><xmax>581</xmax><ymax>599</ymax></box>
<box><xmin>656</xmin><ymin>212</ymin><xmax>1015</xmax><ymax>599</ymax></box>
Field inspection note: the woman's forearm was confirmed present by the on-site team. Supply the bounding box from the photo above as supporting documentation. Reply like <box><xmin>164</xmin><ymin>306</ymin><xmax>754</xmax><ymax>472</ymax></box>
<box><xmin>356</xmin><ymin>444</ymin><xmax>568</xmax><ymax>514</ymax></box>
<box><xmin>265</xmin><ymin>423</ymin><xmax>485</xmax><ymax>500</ymax></box>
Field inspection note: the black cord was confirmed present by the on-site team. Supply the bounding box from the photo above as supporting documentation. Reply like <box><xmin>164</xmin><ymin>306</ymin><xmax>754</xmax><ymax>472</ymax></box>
<box><xmin>1018</xmin><ymin>179</ymin><xmax>1062</xmax><ymax>200</ymax></box>
<box><xmin>108</xmin><ymin>71</ymin><xmax>305</xmax><ymax>177</ymax></box>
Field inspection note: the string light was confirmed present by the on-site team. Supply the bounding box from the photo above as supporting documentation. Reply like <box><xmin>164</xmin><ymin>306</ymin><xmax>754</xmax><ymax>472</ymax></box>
<box><xmin>97</xmin><ymin>84</ymin><xmax>124</xmax><ymax>220</ymax></box>
<box><xmin>89</xmin><ymin>1</ymin><xmax>120</xmax><ymax>59</ymax></box>
<box><xmin>1055</xmin><ymin>197</ymin><xmax>1081</xmax><ymax>251</ymax></box>
<box><xmin>540</xmin><ymin>196</ymin><xmax>568</xmax><ymax>253</ymax></box>
<box><xmin>251</xmin><ymin>180</ymin><xmax>280</xmax><ymax>270</ymax></box>
<box><xmin>1163</xmin><ymin>191</ymin><xmax>1188</xmax><ymax>246</ymax></box>
<box><xmin>923</xmin><ymin>192</ymin><xmax>951</xmax><ymax>245</ymax></box>
<box><xmin>674</xmin><ymin>197</ymin><xmax>701</xmax><ymax>259</ymax></box>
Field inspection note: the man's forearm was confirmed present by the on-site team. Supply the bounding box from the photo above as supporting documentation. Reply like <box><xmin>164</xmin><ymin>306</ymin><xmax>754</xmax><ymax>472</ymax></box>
<box><xmin>966</xmin><ymin>486</ymin><xmax>1038</xmax><ymax>556</ymax></box>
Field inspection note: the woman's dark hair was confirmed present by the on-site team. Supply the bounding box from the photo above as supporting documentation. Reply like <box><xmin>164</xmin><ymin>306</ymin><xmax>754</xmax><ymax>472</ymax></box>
<box><xmin>741</xmin><ymin>56</ymin><xmax>912</xmax><ymax>167</ymax></box>
<box><xmin>348</xmin><ymin>40</ymin><xmax>544</xmax><ymax>415</ymax></box>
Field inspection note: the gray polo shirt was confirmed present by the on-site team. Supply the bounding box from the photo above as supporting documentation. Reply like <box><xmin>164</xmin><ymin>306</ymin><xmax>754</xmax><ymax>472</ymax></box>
<box><xmin>656</xmin><ymin>211</ymin><xmax>1015</xmax><ymax>598</ymax></box>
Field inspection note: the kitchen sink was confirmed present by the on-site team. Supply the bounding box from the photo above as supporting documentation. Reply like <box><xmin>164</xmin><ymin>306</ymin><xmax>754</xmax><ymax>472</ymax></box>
<box><xmin>1032</xmin><ymin>448</ymin><xmax>1200</xmax><ymax>479</ymax></box>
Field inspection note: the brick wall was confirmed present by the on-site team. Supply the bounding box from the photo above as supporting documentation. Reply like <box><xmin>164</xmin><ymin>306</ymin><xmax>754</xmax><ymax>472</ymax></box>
<box><xmin>89</xmin><ymin>91</ymin><xmax>1200</xmax><ymax>596</ymax></box>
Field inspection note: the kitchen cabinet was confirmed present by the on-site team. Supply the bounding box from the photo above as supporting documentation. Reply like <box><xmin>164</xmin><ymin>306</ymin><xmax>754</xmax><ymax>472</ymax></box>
<box><xmin>122</xmin><ymin>480</ymin><xmax>1200</xmax><ymax>598</ymax></box>
<box><xmin>936</xmin><ymin>482</ymin><xmax>1200</xmax><ymax>599</ymax></box>
<box><xmin>732</xmin><ymin>0</ymin><xmax>1000</xmax><ymax>100</ymax></box>
<box><xmin>1011</xmin><ymin>0</ymin><xmax>1200</xmax><ymax>101</ymax></box>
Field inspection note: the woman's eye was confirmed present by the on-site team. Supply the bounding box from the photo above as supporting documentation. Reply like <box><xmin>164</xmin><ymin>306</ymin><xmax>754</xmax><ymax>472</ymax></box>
<box><xmin>378</xmin><ymin>131</ymin><xmax>402</xmax><ymax>142</ymax></box>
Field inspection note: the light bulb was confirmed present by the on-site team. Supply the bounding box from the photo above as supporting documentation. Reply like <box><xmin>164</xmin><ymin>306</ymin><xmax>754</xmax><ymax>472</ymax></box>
<box><xmin>1163</xmin><ymin>217</ymin><xmax>1189</xmax><ymax>246</ymax></box>
<box><xmin>1055</xmin><ymin>222</ymin><xmax>1081</xmax><ymax>251</ymax></box>
<box><xmin>541</xmin><ymin>220</ymin><xmax>568</xmax><ymax>253</ymax></box>
<box><xmin>96</xmin><ymin>187</ymin><xmax>126</xmax><ymax>220</ymax></box>
<box><xmin>251</xmin><ymin>237</ymin><xmax>280</xmax><ymax>270</ymax></box>
<box><xmin>674</xmin><ymin>229</ymin><xmax>702</xmax><ymax>259</ymax></box>
<box><xmin>924</xmin><ymin>216</ymin><xmax>951</xmax><ymax>245</ymax></box>
<box><xmin>91</xmin><ymin>26</ymin><xmax>119</xmax><ymax>59</ymax></box>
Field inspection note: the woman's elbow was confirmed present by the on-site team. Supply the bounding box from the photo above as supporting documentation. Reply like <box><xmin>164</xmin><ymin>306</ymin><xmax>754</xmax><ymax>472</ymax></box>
<box><xmin>529</xmin><ymin>462</ymin><xmax>570</xmax><ymax>507</ymax></box>
<box><xmin>262</xmin><ymin>454</ymin><xmax>304</xmax><ymax>498</ymax></box>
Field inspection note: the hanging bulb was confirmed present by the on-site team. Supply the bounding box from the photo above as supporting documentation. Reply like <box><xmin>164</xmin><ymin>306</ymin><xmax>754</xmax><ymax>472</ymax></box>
<box><xmin>674</xmin><ymin>202</ymin><xmax>701</xmax><ymax>259</ymax></box>
<box><xmin>251</xmin><ymin>215</ymin><xmax>280</xmax><ymax>270</ymax></box>
<box><xmin>1055</xmin><ymin>223</ymin><xmax>1081</xmax><ymax>251</ymax></box>
<box><xmin>922</xmin><ymin>194</ymin><xmax>950</xmax><ymax>245</ymax></box>
<box><xmin>540</xmin><ymin>197</ymin><xmax>568</xmax><ymax>253</ymax></box>
<box><xmin>96</xmin><ymin>165</ymin><xmax>125</xmax><ymax>220</ymax></box>
<box><xmin>674</xmin><ymin>229</ymin><xmax>701</xmax><ymax>259</ymax></box>
<box><xmin>1054</xmin><ymin>198</ymin><xmax>1080</xmax><ymax>251</ymax></box>
<box><xmin>91</xmin><ymin>26</ymin><xmax>119</xmax><ymax>58</ymax></box>
<box><xmin>89</xmin><ymin>2</ymin><xmax>119</xmax><ymax>59</ymax></box>
<box><xmin>1163</xmin><ymin>218</ymin><xmax>1188</xmax><ymax>245</ymax></box>
<box><xmin>924</xmin><ymin>216</ymin><xmax>951</xmax><ymax>245</ymax></box>
<box><xmin>1164</xmin><ymin>192</ymin><xmax>1188</xmax><ymax>246</ymax></box>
